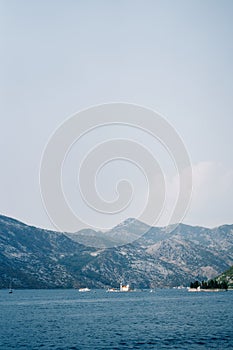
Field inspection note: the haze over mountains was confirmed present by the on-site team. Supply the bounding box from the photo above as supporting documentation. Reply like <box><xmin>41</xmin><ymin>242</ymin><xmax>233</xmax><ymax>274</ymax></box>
<box><xmin>0</xmin><ymin>214</ymin><xmax>233</xmax><ymax>289</ymax></box>
<box><xmin>65</xmin><ymin>217</ymin><xmax>150</xmax><ymax>248</ymax></box>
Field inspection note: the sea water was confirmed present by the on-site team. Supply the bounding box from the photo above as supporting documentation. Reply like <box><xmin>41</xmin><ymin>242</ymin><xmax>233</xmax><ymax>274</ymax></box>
<box><xmin>0</xmin><ymin>289</ymin><xmax>232</xmax><ymax>349</ymax></box>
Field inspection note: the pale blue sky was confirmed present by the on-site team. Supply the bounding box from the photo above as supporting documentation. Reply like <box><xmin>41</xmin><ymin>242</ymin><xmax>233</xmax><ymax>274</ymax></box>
<box><xmin>1</xmin><ymin>0</ymin><xmax>233</xmax><ymax>229</ymax></box>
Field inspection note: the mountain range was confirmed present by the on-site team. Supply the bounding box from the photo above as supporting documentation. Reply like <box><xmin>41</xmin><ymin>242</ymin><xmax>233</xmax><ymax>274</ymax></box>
<box><xmin>0</xmin><ymin>214</ymin><xmax>233</xmax><ymax>289</ymax></box>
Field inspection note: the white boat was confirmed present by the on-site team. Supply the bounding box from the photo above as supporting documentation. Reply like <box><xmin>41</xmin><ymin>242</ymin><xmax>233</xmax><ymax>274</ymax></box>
<box><xmin>106</xmin><ymin>288</ymin><xmax>118</xmax><ymax>292</ymax></box>
<box><xmin>78</xmin><ymin>287</ymin><xmax>90</xmax><ymax>292</ymax></box>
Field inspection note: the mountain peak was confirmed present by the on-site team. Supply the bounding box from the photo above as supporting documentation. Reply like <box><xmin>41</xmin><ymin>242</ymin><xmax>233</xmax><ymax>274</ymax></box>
<box><xmin>113</xmin><ymin>217</ymin><xmax>149</xmax><ymax>230</ymax></box>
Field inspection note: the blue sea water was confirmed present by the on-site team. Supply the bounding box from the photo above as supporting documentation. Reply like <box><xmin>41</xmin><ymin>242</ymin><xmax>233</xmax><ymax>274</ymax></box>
<box><xmin>0</xmin><ymin>289</ymin><xmax>232</xmax><ymax>349</ymax></box>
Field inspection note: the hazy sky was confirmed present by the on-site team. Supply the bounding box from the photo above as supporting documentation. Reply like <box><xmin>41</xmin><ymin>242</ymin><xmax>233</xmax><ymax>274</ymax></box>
<box><xmin>1</xmin><ymin>0</ymin><xmax>233</xmax><ymax>230</ymax></box>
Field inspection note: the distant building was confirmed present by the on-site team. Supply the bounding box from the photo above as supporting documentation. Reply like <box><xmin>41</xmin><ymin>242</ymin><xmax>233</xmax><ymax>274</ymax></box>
<box><xmin>120</xmin><ymin>283</ymin><xmax>130</xmax><ymax>292</ymax></box>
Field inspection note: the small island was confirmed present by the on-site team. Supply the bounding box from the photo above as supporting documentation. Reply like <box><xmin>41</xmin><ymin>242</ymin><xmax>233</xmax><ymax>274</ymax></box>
<box><xmin>188</xmin><ymin>279</ymin><xmax>228</xmax><ymax>292</ymax></box>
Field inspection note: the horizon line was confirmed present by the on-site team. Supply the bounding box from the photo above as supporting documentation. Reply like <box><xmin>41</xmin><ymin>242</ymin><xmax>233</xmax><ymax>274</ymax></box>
<box><xmin>0</xmin><ymin>213</ymin><xmax>232</xmax><ymax>234</ymax></box>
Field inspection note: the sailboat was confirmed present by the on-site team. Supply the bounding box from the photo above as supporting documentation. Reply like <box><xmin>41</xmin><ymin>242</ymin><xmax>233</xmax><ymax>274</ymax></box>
<box><xmin>9</xmin><ymin>280</ymin><xmax>13</xmax><ymax>294</ymax></box>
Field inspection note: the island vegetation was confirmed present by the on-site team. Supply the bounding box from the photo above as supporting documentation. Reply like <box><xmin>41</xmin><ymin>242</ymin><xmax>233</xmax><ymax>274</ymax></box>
<box><xmin>190</xmin><ymin>280</ymin><xmax>228</xmax><ymax>290</ymax></box>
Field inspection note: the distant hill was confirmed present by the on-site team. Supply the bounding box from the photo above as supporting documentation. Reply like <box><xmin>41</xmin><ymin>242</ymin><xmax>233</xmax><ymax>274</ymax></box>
<box><xmin>0</xmin><ymin>215</ymin><xmax>95</xmax><ymax>289</ymax></box>
<box><xmin>216</xmin><ymin>265</ymin><xmax>233</xmax><ymax>288</ymax></box>
<box><xmin>1</xmin><ymin>214</ymin><xmax>233</xmax><ymax>289</ymax></box>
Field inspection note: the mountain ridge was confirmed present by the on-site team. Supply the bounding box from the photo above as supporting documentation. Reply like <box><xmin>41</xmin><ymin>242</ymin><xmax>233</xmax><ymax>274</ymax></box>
<box><xmin>0</xmin><ymin>214</ymin><xmax>233</xmax><ymax>289</ymax></box>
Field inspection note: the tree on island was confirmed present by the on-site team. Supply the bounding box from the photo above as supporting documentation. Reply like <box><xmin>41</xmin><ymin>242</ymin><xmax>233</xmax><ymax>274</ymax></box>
<box><xmin>190</xmin><ymin>280</ymin><xmax>200</xmax><ymax>289</ymax></box>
